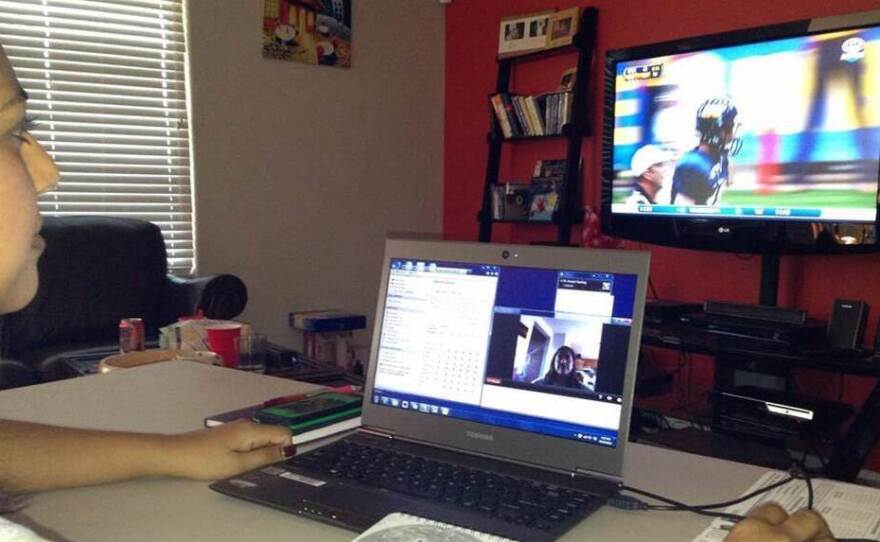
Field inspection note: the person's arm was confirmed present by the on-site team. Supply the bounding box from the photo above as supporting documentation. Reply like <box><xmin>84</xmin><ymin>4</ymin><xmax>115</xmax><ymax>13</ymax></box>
<box><xmin>0</xmin><ymin>418</ymin><xmax>293</xmax><ymax>492</ymax></box>
<box><xmin>725</xmin><ymin>502</ymin><xmax>836</xmax><ymax>542</ymax></box>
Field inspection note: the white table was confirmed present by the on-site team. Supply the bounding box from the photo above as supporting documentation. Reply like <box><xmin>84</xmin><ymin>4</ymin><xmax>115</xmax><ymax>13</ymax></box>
<box><xmin>0</xmin><ymin>362</ymin><xmax>770</xmax><ymax>541</ymax></box>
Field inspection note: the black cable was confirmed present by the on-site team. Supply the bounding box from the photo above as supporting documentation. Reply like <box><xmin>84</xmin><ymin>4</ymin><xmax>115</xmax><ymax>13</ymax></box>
<box><xmin>617</xmin><ymin>477</ymin><xmax>880</xmax><ymax>542</ymax></box>
<box><xmin>789</xmin><ymin>464</ymin><xmax>814</xmax><ymax>510</ymax></box>
<box><xmin>616</xmin><ymin>485</ymin><xmax>745</xmax><ymax>521</ymax></box>
<box><xmin>621</xmin><ymin>472</ymin><xmax>795</xmax><ymax>513</ymax></box>
<box><xmin>807</xmin><ymin>475</ymin><xmax>814</xmax><ymax>509</ymax></box>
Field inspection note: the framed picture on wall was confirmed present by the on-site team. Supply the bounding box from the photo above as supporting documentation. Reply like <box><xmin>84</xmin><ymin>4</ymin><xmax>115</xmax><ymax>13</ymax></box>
<box><xmin>262</xmin><ymin>0</ymin><xmax>352</xmax><ymax>68</ymax></box>
<box><xmin>546</xmin><ymin>7</ymin><xmax>580</xmax><ymax>49</ymax></box>
<box><xmin>498</xmin><ymin>10</ymin><xmax>554</xmax><ymax>58</ymax></box>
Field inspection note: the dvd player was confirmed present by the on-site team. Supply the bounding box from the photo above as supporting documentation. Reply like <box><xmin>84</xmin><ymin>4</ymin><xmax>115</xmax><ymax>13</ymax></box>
<box><xmin>712</xmin><ymin>386</ymin><xmax>852</xmax><ymax>440</ymax></box>
<box><xmin>680</xmin><ymin>313</ymin><xmax>826</xmax><ymax>350</ymax></box>
<box><xmin>645</xmin><ymin>300</ymin><xmax>702</xmax><ymax>325</ymax></box>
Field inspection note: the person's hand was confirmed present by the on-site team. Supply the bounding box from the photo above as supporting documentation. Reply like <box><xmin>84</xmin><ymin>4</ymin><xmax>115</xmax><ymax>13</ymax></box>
<box><xmin>725</xmin><ymin>502</ymin><xmax>836</xmax><ymax>542</ymax></box>
<box><xmin>166</xmin><ymin>419</ymin><xmax>293</xmax><ymax>481</ymax></box>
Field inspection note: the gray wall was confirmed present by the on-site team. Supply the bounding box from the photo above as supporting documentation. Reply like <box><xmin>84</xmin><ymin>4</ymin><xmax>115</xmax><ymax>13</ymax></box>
<box><xmin>186</xmin><ymin>1</ymin><xmax>445</xmax><ymax>353</ymax></box>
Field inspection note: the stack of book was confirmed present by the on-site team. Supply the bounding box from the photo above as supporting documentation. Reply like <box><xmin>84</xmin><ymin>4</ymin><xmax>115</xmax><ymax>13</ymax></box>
<box><xmin>289</xmin><ymin>309</ymin><xmax>366</xmax><ymax>369</ymax></box>
<box><xmin>490</xmin><ymin>91</ymin><xmax>573</xmax><ymax>138</ymax></box>
<box><xmin>205</xmin><ymin>387</ymin><xmax>362</xmax><ymax>445</ymax></box>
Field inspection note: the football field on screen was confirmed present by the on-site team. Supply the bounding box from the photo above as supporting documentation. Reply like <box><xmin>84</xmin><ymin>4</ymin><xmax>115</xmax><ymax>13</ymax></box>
<box><xmin>721</xmin><ymin>189</ymin><xmax>876</xmax><ymax>209</ymax></box>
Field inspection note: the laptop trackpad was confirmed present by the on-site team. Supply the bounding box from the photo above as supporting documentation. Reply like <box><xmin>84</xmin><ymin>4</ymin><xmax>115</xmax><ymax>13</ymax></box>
<box><xmin>304</xmin><ymin>484</ymin><xmax>414</xmax><ymax>528</ymax></box>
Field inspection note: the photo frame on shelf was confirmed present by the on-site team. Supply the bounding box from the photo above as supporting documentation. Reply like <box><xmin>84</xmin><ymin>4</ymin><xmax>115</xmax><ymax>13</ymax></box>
<box><xmin>546</xmin><ymin>7</ymin><xmax>580</xmax><ymax>49</ymax></box>
<box><xmin>559</xmin><ymin>67</ymin><xmax>577</xmax><ymax>92</ymax></box>
<box><xmin>498</xmin><ymin>10</ymin><xmax>554</xmax><ymax>58</ymax></box>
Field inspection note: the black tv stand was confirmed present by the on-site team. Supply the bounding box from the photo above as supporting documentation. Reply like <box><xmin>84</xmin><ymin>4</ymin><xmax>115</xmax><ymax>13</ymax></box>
<box><xmin>759</xmin><ymin>252</ymin><xmax>780</xmax><ymax>306</ymax></box>
<box><xmin>640</xmin><ymin>318</ymin><xmax>880</xmax><ymax>481</ymax></box>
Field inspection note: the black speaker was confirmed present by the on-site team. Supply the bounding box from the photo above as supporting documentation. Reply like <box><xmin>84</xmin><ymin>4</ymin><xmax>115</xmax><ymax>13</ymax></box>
<box><xmin>827</xmin><ymin>299</ymin><xmax>868</xmax><ymax>350</ymax></box>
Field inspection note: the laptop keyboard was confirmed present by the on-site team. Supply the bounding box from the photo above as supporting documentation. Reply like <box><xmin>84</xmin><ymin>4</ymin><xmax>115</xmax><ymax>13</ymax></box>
<box><xmin>286</xmin><ymin>440</ymin><xmax>595</xmax><ymax>531</ymax></box>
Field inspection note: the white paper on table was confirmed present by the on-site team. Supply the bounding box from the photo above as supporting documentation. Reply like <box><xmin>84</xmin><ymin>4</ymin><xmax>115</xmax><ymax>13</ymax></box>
<box><xmin>352</xmin><ymin>512</ymin><xmax>519</xmax><ymax>542</ymax></box>
<box><xmin>692</xmin><ymin>471</ymin><xmax>880</xmax><ymax>542</ymax></box>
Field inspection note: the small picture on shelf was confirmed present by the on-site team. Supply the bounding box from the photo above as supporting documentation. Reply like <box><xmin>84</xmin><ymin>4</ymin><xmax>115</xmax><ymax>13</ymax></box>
<box><xmin>559</xmin><ymin>67</ymin><xmax>577</xmax><ymax>92</ymax></box>
<box><xmin>529</xmin><ymin>181</ymin><xmax>560</xmax><ymax>222</ymax></box>
<box><xmin>529</xmin><ymin>18</ymin><xmax>548</xmax><ymax>39</ymax></box>
<box><xmin>529</xmin><ymin>159</ymin><xmax>568</xmax><ymax>222</ymax></box>
<box><xmin>546</xmin><ymin>7</ymin><xmax>580</xmax><ymax>49</ymax></box>
<box><xmin>504</xmin><ymin>21</ymin><xmax>524</xmax><ymax>41</ymax></box>
<box><xmin>533</xmin><ymin>159</ymin><xmax>567</xmax><ymax>179</ymax></box>
<box><xmin>498</xmin><ymin>10</ymin><xmax>554</xmax><ymax>58</ymax></box>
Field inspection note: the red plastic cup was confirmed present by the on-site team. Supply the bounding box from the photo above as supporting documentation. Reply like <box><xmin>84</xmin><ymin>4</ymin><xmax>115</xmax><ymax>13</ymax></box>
<box><xmin>205</xmin><ymin>324</ymin><xmax>242</xmax><ymax>368</ymax></box>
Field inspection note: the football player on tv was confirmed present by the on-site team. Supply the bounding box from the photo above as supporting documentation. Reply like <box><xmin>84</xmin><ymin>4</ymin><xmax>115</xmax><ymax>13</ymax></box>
<box><xmin>670</xmin><ymin>97</ymin><xmax>742</xmax><ymax>206</ymax></box>
<box><xmin>626</xmin><ymin>144</ymin><xmax>673</xmax><ymax>206</ymax></box>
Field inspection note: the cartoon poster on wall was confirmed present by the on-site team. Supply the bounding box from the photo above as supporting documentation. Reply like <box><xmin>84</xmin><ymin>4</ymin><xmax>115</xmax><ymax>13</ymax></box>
<box><xmin>262</xmin><ymin>0</ymin><xmax>351</xmax><ymax>67</ymax></box>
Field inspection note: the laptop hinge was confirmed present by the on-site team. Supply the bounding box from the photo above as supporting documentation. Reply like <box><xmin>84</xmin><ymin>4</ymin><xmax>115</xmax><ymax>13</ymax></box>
<box><xmin>384</xmin><ymin>433</ymin><xmax>621</xmax><ymax>484</ymax></box>
<box><xmin>358</xmin><ymin>426</ymin><xmax>394</xmax><ymax>439</ymax></box>
<box><xmin>573</xmin><ymin>467</ymin><xmax>623</xmax><ymax>486</ymax></box>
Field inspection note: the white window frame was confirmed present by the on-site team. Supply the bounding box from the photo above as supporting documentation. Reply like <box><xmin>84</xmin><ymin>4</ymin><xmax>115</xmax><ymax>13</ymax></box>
<box><xmin>0</xmin><ymin>0</ymin><xmax>196</xmax><ymax>274</ymax></box>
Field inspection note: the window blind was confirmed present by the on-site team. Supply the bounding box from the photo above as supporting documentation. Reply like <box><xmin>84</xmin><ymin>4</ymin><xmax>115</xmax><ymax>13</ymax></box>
<box><xmin>0</xmin><ymin>0</ymin><xmax>195</xmax><ymax>273</ymax></box>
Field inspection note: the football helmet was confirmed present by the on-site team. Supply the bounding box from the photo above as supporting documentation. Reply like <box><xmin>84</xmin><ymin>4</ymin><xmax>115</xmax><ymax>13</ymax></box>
<box><xmin>695</xmin><ymin>97</ymin><xmax>742</xmax><ymax>156</ymax></box>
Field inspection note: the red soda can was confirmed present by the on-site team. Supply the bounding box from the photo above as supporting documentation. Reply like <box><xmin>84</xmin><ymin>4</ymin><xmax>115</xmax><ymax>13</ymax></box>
<box><xmin>119</xmin><ymin>318</ymin><xmax>145</xmax><ymax>353</ymax></box>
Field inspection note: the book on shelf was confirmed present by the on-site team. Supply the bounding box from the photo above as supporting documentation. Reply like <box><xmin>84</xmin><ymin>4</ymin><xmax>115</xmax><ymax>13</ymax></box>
<box><xmin>490</xmin><ymin>182</ymin><xmax>531</xmax><ymax>220</ymax></box>
<box><xmin>490</xmin><ymin>94</ymin><xmax>514</xmax><ymax>138</ymax></box>
<box><xmin>525</xmin><ymin>94</ymin><xmax>545</xmax><ymax>135</ymax></box>
<box><xmin>528</xmin><ymin>159</ymin><xmax>567</xmax><ymax>221</ymax></box>
<box><xmin>289</xmin><ymin>310</ymin><xmax>366</xmax><ymax>332</ymax></box>
<box><xmin>499</xmin><ymin>93</ymin><xmax>523</xmax><ymax>137</ymax></box>
<box><xmin>205</xmin><ymin>388</ymin><xmax>363</xmax><ymax>445</ymax></box>
<box><xmin>490</xmin><ymin>91</ymin><xmax>572</xmax><ymax>138</ymax></box>
<box><xmin>529</xmin><ymin>179</ymin><xmax>559</xmax><ymax>221</ymax></box>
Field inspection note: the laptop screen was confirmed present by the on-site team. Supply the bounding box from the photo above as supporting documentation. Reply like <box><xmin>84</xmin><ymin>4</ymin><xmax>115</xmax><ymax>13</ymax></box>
<box><xmin>370</xmin><ymin>258</ymin><xmax>639</xmax><ymax>449</ymax></box>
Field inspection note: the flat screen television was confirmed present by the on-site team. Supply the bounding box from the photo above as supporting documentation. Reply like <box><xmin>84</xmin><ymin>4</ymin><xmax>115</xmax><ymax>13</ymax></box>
<box><xmin>602</xmin><ymin>11</ymin><xmax>880</xmax><ymax>255</ymax></box>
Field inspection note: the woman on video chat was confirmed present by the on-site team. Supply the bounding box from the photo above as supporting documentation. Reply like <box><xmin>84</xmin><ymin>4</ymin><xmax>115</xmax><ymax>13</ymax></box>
<box><xmin>534</xmin><ymin>346</ymin><xmax>581</xmax><ymax>389</ymax></box>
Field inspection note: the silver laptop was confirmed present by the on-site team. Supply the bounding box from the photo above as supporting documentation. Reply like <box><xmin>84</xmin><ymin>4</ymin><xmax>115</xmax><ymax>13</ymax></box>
<box><xmin>212</xmin><ymin>238</ymin><xmax>650</xmax><ymax>541</ymax></box>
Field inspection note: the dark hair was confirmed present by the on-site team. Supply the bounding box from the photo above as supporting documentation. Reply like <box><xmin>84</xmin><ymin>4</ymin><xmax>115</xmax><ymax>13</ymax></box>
<box><xmin>552</xmin><ymin>346</ymin><xmax>576</xmax><ymax>366</ymax></box>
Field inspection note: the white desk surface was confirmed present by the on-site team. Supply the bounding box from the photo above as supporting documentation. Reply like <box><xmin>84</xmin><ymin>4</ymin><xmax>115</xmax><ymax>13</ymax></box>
<box><xmin>0</xmin><ymin>362</ymin><xmax>769</xmax><ymax>542</ymax></box>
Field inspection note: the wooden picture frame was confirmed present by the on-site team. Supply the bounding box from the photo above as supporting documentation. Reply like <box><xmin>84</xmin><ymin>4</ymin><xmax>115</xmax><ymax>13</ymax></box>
<box><xmin>498</xmin><ymin>10</ymin><xmax>554</xmax><ymax>58</ymax></box>
<box><xmin>559</xmin><ymin>67</ymin><xmax>578</xmax><ymax>91</ymax></box>
<box><xmin>546</xmin><ymin>7</ymin><xmax>580</xmax><ymax>49</ymax></box>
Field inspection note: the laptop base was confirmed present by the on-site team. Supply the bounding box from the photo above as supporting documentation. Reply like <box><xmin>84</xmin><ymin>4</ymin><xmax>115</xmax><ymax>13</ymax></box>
<box><xmin>211</xmin><ymin>432</ymin><xmax>614</xmax><ymax>542</ymax></box>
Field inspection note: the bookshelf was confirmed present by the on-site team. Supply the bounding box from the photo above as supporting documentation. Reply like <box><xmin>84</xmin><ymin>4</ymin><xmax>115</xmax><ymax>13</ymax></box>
<box><xmin>477</xmin><ymin>7</ymin><xmax>598</xmax><ymax>246</ymax></box>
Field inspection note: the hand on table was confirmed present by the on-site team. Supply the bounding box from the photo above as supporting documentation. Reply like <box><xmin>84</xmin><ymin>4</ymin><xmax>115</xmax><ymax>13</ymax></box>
<box><xmin>725</xmin><ymin>503</ymin><xmax>836</xmax><ymax>542</ymax></box>
<box><xmin>167</xmin><ymin>419</ymin><xmax>293</xmax><ymax>481</ymax></box>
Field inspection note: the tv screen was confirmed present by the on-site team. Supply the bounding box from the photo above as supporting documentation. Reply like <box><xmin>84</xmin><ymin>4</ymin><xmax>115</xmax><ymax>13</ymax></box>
<box><xmin>603</xmin><ymin>17</ymin><xmax>880</xmax><ymax>253</ymax></box>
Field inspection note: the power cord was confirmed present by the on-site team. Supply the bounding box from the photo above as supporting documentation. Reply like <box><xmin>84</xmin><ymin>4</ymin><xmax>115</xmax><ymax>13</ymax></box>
<box><xmin>613</xmin><ymin>468</ymin><xmax>807</xmax><ymax>522</ymax></box>
<box><xmin>612</xmin><ymin>468</ymin><xmax>879</xmax><ymax>541</ymax></box>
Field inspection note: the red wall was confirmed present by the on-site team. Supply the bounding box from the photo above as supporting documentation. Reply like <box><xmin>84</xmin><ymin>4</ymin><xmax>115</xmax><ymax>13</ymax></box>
<box><xmin>444</xmin><ymin>0</ymin><xmax>880</xmax><ymax>472</ymax></box>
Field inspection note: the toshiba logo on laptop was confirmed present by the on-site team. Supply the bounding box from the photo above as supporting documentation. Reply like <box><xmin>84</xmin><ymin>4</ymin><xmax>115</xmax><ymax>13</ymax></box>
<box><xmin>466</xmin><ymin>431</ymin><xmax>494</xmax><ymax>442</ymax></box>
